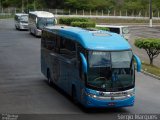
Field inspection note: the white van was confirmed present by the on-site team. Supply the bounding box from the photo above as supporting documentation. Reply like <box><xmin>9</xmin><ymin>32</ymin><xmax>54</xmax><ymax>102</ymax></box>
<box><xmin>15</xmin><ymin>13</ymin><xmax>28</xmax><ymax>30</ymax></box>
<box><xmin>96</xmin><ymin>25</ymin><xmax>130</xmax><ymax>40</ymax></box>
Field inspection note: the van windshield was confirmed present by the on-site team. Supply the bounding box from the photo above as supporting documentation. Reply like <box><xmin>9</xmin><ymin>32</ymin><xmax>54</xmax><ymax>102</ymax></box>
<box><xmin>20</xmin><ymin>15</ymin><xmax>28</xmax><ymax>23</ymax></box>
<box><xmin>109</xmin><ymin>28</ymin><xmax>120</xmax><ymax>34</ymax></box>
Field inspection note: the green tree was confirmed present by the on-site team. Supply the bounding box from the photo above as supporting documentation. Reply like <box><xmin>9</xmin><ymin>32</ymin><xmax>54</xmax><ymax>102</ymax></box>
<box><xmin>2</xmin><ymin>0</ymin><xmax>160</xmax><ymax>14</ymax></box>
<box><xmin>135</xmin><ymin>39</ymin><xmax>160</xmax><ymax>65</ymax></box>
<box><xmin>123</xmin><ymin>0</ymin><xmax>143</xmax><ymax>15</ymax></box>
<box><xmin>64</xmin><ymin>0</ymin><xmax>116</xmax><ymax>10</ymax></box>
<box><xmin>45</xmin><ymin>0</ymin><xmax>63</xmax><ymax>8</ymax></box>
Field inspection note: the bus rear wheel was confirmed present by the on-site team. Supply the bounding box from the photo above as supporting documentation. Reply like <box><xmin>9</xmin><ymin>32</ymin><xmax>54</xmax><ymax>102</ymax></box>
<box><xmin>47</xmin><ymin>70</ymin><xmax>52</xmax><ymax>86</ymax></box>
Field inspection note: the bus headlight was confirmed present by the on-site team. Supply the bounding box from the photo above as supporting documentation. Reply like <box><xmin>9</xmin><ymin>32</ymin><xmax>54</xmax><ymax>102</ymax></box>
<box><xmin>85</xmin><ymin>92</ymin><xmax>97</xmax><ymax>98</ymax></box>
<box><xmin>127</xmin><ymin>91</ymin><xmax>135</xmax><ymax>98</ymax></box>
<box><xmin>127</xmin><ymin>94</ymin><xmax>131</xmax><ymax>97</ymax></box>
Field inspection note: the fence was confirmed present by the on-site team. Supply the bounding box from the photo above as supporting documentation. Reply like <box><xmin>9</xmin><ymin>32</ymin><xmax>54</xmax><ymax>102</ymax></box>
<box><xmin>0</xmin><ymin>8</ymin><xmax>160</xmax><ymax>19</ymax></box>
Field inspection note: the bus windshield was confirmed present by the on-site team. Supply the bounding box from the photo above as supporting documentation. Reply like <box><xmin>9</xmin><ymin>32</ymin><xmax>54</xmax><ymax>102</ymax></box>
<box><xmin>87</xmin><ymin>50</ymin><xmax>134</xmax><ymax>92</ymax></box>
<box><xmin>20</xmin><ymin>15</ymin><xmax>28</xmax><ymax>23</ymax></box>
<box><xmin>37</xmin><ymin>17</ymin><xmax>55</xmax><ymax>29</ymax></box>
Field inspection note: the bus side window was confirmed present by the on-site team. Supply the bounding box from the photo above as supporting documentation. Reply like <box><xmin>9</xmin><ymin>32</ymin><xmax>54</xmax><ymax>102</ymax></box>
<box><xmin>55</xmin><ymin>35</ymin><xmax>61</xmax><ymax>53</ymax></box>
<box><xmin>41</xmin><ymin>31</ymin><xmax>46</xmax><ymax>48</ymax></box>
<box><xmin>43</xmin><ymin>32</ymin><xmax>56</xmax><ymax>51</ymax></box>
<box><xmin>60</xmin><ymin>38</ymin><xmax>76</xmax><ymax>59</ymax></box>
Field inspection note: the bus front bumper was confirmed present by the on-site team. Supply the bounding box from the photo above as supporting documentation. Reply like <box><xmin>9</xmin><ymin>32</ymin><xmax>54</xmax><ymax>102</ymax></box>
<box><xmin>82</xmin><ymin>88</ymin><xmax>135</xmax><ymax>108</ymax></box>
<box><xmin>19</xmin><ymin>24</ymin><xmax>28</xmax><ymax>30</ymax></box>
<box><xmin>36</xmin><ymin>29</ymin><xmax>42</xmax><ymax>36</ymax></box>
<box><xmin>84</xmin><ymin>96</ymin><xmax>134</xmax><ymax>108</ymax></box>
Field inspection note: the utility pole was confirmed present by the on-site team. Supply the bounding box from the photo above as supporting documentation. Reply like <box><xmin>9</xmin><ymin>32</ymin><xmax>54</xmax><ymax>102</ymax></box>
<box><xmin>149</xmin><ymin>0</ymin><xmax>152</xmax><ymax>27</ymax></box>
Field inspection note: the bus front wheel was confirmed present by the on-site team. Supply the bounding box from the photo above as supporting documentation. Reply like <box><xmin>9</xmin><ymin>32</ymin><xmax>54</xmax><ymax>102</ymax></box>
<box><xmin>72</xmin><ymin>86</ymin><xmax>78</xmax><ymax>104</ymax></box>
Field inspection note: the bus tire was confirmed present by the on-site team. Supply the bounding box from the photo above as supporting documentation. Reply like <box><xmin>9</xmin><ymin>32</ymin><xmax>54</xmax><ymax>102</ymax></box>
<box><xmin>47</xmin><ymin>69</ymin><xmax>52</xmax><ymax>86</ymax></box>
<box><xmin>72</xmin><ymin>86</ymin><xmax>78</xmax><ymax>104</ymax></box>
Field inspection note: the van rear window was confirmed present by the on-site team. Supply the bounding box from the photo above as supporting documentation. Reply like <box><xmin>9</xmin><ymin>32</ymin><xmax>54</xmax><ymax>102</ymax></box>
<box><xmin>109</xmin><ymin>28</ymin><xmax>120</xmax><ymax>34</ymax></box>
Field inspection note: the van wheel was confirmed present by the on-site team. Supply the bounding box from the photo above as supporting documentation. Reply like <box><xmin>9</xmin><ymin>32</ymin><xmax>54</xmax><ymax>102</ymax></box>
<box><xmin>47</xmin><ymin>70</ymin><xmax>52</xmax><ymax>86</ymax></box>
<box><xmin>72</xmin><ymin>86</ymin><xmax>78</xmax><ymax>104</ymax></box>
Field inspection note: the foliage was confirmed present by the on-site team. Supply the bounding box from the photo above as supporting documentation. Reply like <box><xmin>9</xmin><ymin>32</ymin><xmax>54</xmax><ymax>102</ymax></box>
<box><xmin>64</xmin><ymin>0</ymin><xmax>116</xmax><ymax>10</ymax></box>
<box><xmin>2</xmin><ymin>0</ymin><xmax>160</xmax><ymax>14</ymax></box>
<box><xmin>45</xmin><ymin>0</ymin><xmax>64</xmax><ymax>8</ymax></box>
<box><xmin>135</xmin><ymin>38</ymin><xmax>160</xmax><ymax>65</ymax></box>
<box><xmin>95</xmin><ymin>27</ymin><xmax>109</xmax><ymax>31</ymax></box>
<box><xmin>71</xmin><ymin>22</ymin><xmax>96</xmax><ymax>28</ymax></box>
<box><xmin>59</xmin><ymin>17</ymin><xmax>89</xmax><ymax>25</ymax></box>
<box><xmin>2</xmin><ymin>0</ymin><xmax>46</xmax><ymax>10</ymax></box>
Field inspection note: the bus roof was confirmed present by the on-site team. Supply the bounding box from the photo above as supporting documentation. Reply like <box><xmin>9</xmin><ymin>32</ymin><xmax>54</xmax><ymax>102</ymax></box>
<box><xmin>96</xmin><ymin>25</ymin><xmax>128</xmax><ymax>28</ymax></box>
<box><xmin>15</xmin><ymin>13</ymin><xmax>28</xmax><ymax>16</ymax></box>
<box><xmin>29</xmin><ymin>11</ymin><xmax>54</xmax><ymax>18</ymax></box>
<box><xmin>44</xmin><ymin>26</ymin><xmax>131</xmax><ymax>51</ymax></box>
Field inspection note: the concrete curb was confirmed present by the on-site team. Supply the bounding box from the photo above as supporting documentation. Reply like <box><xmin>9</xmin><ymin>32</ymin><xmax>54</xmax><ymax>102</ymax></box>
<box><xmin>141</xmin><ymin>70</ymin><xmax>160</xmax><ymax>80</ymax></box>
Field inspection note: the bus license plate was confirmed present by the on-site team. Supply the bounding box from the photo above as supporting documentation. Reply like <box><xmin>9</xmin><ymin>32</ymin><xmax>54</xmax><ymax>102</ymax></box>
<box><xmin>108</xmin><ymin>102</ymin><xmax>116</xmax><ymax>106</ymax></box>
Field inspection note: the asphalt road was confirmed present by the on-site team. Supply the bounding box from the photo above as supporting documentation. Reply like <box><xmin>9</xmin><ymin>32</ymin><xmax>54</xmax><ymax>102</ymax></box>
<box><xmin>0</xmin><ymin>19</ymin><xmax>160</xmax><ymax>119</ymax></box>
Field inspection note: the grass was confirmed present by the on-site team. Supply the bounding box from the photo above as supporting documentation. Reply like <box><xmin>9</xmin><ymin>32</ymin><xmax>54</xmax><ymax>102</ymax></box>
<box><xmin>0</xmin><ymin>15</ymin><xmax>14</xmax><ymax>19</ymax></box>
<box><xmin>142</xmin><ymin>62</ymin><xmax>160</xmax><ymax>78</ymax></box>
<box><xmin>57</xmin><ymin>17</ymin><xmax>160</xmax><ymax>24</ymax></box>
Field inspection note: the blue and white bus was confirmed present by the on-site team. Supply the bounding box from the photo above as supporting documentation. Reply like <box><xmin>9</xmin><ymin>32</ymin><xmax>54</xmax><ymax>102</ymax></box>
<box><xmin>41</xmin><ymin>26</ymin><xmax>141</xmax><ymax>108</ymax></box>
<box><xmin>29</xmin><ymin>11</ymin><xmax>57</xmax><ymax>37</ymax></box>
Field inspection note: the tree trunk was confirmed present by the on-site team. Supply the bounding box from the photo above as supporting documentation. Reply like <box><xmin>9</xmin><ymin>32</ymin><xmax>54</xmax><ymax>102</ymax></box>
<box><xmin>149</xmin><ymin>57</ymin><xmax>153</xmax><ymax>65</ymax></box>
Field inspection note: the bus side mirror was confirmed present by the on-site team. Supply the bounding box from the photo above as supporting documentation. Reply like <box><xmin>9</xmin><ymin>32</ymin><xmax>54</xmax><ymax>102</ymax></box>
<box><xmin>36</xmin><ymin>18</ymin><xmax>37</xmax><ymax>23</ymax></box>
<box><xmin>80</xmin><ymin>53</ymin><xmax>87</xmax><ymax>74</ymax></box>
<box><xmin>134</xmin><ymin>54</ymin><xmax>141</xmax><ymax>72</ymax></box>
<box><xmin>54</xmin><ymin>18</ymin><xmax>57</xmax><ymax>24</ymax></box>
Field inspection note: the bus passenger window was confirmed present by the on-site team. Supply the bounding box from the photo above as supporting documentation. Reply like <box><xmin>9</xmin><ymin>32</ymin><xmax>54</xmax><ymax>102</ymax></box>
<box><xmin>45</xmin><ymin>32</ymin><xmax>56</xmax><ymax>50</ymax></box>
<box><xmin>60</xmin><ymin>38</ymin><xmax>76</xmax><ymax>59</ymax></box>
<box><xmin>55</xmin><ymin>35</ymin><xmax>61</xmax><ymax>53</ymax></box>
